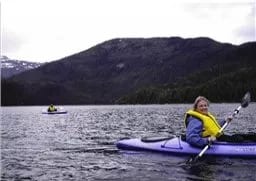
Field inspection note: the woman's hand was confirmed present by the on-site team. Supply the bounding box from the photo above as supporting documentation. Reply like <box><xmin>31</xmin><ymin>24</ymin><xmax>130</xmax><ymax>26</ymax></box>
<box><xmin>226</xmin><ymin>115</ymin><xmax>233</xmax><ymax>123</ymax></box>
<box><xmin>208</xmin><ymin>136</ymin><xmax>216</xmax><ymax>143</ymax></box>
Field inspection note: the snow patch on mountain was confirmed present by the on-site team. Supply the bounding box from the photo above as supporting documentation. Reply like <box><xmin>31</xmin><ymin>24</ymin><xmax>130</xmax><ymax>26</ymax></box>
<box><xmin>1</xmin><ymin>56</ymin><xmax>44</xmax><ymax>78</ymax></box>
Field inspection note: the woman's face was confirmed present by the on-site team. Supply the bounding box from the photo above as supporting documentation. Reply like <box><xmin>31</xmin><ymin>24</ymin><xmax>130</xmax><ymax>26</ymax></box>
<box><xmin>196</xmin><ymin>100</ymin><xmax>208</xmax><ymax>115</ymax></box>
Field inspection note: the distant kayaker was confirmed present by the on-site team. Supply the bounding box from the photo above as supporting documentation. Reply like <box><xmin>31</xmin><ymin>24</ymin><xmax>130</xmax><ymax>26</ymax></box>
<box><xmin>184</xmin><ymin>96</ymin><xmax>256</xmax><ymax>148</ymax></box>
<box><xmin>48</xmin><ymin>104</ymin><xmax>57</xmax><ymax>112</ymax></box>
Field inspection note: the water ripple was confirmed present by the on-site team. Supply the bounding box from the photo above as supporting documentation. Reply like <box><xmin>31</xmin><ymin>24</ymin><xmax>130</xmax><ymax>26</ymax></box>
<box><xmin>1</xmin><ymin>104</ymin><xmax>256</xmax><ymax>180</ymax></box>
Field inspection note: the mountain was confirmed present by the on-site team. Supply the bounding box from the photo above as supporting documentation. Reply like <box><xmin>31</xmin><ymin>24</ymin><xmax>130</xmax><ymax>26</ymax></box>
<box><xmin>1</xmin><ymin>37</ymin><xmax>256</xmax><ymax>105</ymax></box>
<box><xmin>1</xmin><ymin>56</ymin><xmax>43</xmax><ymax>78</ymax></box>
<box><xmin>117</xmin><ymin>41</ymin><xmax>256</xmax><ymax>104</ymax></box>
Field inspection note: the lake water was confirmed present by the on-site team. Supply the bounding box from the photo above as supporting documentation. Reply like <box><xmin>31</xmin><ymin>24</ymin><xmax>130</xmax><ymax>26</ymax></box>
<box><xmin>1</xmin><ymin>104</ymin><xmax>256</xmax><ymax>181</ymax></box>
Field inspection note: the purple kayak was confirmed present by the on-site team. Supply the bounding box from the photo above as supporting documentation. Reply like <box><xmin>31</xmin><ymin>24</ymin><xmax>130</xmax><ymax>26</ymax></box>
<box><xmin>42</xmin><ymin>107</ymin><xmax>67</xmax><ymax>114</ymax></box>
<box><xmin>42</xmin><ymin>110</ymin><xmax>67</xmax><ymax>114</ymax></box>
<box><xmin>116</xmin><ymin>136</ymin><xmax>256</xmax><ymax>158</ymax></box>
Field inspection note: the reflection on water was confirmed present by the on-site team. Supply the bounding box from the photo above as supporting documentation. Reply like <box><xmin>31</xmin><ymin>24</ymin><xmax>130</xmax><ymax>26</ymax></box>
<box><xmin>1</xmin><ymin>104</ymin><xmax>256</xmax><ymax>180</ymax></box>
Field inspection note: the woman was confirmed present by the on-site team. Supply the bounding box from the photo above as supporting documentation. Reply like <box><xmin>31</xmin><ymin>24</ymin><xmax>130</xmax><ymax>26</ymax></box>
<box><xmin>185</xmin><ymin>96</ymin><xmax>255</xmax><ymax>148</ymax></box>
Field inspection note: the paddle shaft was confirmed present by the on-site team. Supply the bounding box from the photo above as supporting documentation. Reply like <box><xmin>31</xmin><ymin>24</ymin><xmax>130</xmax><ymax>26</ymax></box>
<box><xmin>219</xmin><ymin>105</ymin><xmax>241</xmax><ymax>132</ymax></box>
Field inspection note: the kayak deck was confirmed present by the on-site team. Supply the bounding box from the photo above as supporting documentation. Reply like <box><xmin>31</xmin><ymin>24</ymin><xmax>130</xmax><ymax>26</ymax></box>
<box><xmin>42</xmin><ymin>107</ymin><xmax>67</xmax><ymax>114</ymax></box>
<box><xmin>42</xmin><ymin>109</ymin><xmax>68</xmax><ymax>114</ymax></box>
<box><xmin>42</xmin><ymin>111</ymin><xmax>67</xmax><ymax>114</ymax></box>
<box><xmin>116</xmin><ymin>136</ymin><xmax>256</xmax><ymax>158</ymax></box>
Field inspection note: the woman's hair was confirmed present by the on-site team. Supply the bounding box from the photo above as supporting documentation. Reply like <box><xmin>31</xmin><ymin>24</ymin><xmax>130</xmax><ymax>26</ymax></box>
<box><xmin>193</xmin><ymin>96</ymin><xmax>210</xmax><ymax>110</ymax></box>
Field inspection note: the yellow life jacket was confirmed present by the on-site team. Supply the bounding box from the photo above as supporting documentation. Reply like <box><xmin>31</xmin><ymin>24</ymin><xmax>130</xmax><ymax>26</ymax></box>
<box><xmin>48</xmin><ymin>106</ymin><xmax>56</xmax><ymax>112</ymax></box>
<box><xmin>184</xmin><ymin>109</ymin><xmax>223</xmax><ymax>137</ymax></box>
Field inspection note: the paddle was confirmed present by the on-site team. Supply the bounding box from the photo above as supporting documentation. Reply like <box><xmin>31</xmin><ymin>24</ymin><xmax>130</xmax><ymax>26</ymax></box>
<box><xmin>187</xmin><ymin>91</ymin><xmax>251</xmax><ymax>163</ymax></box>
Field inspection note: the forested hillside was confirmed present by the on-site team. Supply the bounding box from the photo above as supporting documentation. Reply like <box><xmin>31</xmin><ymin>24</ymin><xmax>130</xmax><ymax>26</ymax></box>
<box><xmin>2</xmin><ymin>37</ymin><xmax>255</xmax><ymax>105</ymax></box>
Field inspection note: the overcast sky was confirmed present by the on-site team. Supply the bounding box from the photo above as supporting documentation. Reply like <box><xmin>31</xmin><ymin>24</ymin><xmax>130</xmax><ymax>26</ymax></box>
<box><xmin>1</xmin><ymin>0</ymin><xmax>255</xmax><ymax>62</ymax></box>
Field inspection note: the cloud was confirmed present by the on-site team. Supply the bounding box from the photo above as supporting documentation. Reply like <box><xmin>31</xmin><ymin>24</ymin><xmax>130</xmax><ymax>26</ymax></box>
<box><xmin>180</xmin><ymin>2</ymin><xmax>256</xmax><ymax>44</ymax></box>
<box><xmin>234</xmin><ymin>4</ymin><xmax>255</xmax><ymax>43</ymax></box>
<box><xmin>2</xmin><ymin>30</ymin><xmax>24</xmax><ymax>58</ymax></box>
<box><xmin>1</xmin><ymin>0</ymin><xmax>255</xmax><ymax>62</ymax></box>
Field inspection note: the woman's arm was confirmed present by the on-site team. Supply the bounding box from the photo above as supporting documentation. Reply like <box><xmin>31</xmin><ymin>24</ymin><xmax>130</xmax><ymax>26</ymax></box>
<box><xmin>186</xmin><ymin>117</ymin><xmax>209</xmax><ymax>148</ymax></box>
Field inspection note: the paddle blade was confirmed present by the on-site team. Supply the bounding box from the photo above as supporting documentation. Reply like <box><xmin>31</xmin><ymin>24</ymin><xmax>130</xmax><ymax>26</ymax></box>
<box><xmin>241</xmin><ymin>92</ymin><xmax>251</xmax><ymax>108</ymax></box>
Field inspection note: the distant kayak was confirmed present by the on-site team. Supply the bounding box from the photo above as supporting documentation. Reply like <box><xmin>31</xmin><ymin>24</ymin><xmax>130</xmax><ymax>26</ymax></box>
<box><xmin>42</xmin><ymin>107</ymin><xmax>67</xmax><ymax>114</ymax></box>
<box><xmin>116</xmin><ymin>136</ymin><xmax>256</xmax><ymax>158</ymax></box>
